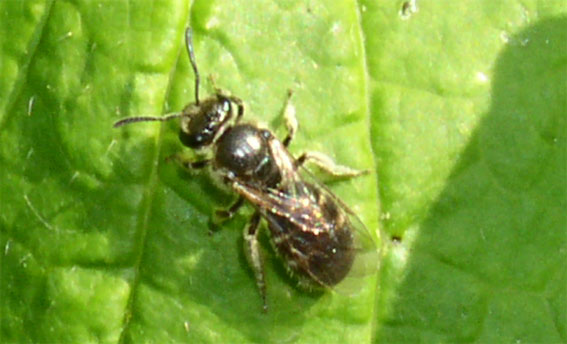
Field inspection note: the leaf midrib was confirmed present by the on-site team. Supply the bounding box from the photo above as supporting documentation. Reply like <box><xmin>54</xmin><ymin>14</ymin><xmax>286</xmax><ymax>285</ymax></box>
<box><xmin>116</xmin><ymin>24</ymin><xmax>187</xmax><ymax>344</ymax></box>
<box><xmin>354</xmin><ymin>0</ymin><xmax>382</xmax><ymax>342</ymax></box>
<box><xmin>0</xmin><ymin>0</ymin><xmax>55</xmax><ymax>131</ymax></box>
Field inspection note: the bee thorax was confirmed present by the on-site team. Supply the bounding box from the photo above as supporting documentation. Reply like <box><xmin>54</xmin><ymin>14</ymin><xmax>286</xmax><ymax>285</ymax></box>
<box><xmin>215</xmin><ymin>124</ymin><xmax>281</xmax><ymax>186</ymax></box>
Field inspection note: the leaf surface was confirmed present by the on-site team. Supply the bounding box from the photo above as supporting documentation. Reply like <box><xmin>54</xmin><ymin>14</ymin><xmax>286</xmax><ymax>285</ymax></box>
<box><xmin>0</xmin><ymin>0</ymin><xmax>565</xmax><ymax>343</ymax></box>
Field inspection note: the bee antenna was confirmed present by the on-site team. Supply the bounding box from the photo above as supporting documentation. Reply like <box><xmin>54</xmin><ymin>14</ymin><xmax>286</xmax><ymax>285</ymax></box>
<box><xmin>185</xmin><ymin>27</ymin><xmax>200</xmax><ymax>105</ymax></box>
<box><xmin>113</xmin><ymin>113</ymin><xmax>183</xmax><ymax>128</ymax></box>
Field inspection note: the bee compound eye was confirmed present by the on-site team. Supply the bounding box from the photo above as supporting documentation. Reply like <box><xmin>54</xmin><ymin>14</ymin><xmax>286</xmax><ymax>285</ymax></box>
<box><xmin>260</xmin><ymin>130</ymin><xmax>272</xmax><ymax>139</ymax></box>
<box><xmin>179</xmin><ymin>129</ymin><xmax>213</xmax><ymax>148</ymax></box>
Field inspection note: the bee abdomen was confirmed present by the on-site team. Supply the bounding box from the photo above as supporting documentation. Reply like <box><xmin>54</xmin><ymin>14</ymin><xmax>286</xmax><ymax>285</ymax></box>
<box><xmin>269</xmin><ymin>218</ymin><xmax>355</xmax><ymax>287</ymax></box>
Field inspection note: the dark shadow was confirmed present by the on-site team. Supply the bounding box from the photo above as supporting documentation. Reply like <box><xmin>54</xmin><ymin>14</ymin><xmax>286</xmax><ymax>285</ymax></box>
<box><xmin>375</xmin><ymin>17</ymin><xmax>566</xmax><ymax>342</ymax></box>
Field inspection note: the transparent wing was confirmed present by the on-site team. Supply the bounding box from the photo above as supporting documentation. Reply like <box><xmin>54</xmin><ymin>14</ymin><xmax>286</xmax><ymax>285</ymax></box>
<box><xmin>231</xmin><ymin>167</ymin><xmax>379</xmax><ymax>293</ymax></box>
<box><xmin>297</xmin><ymin>166</ymin><xmax>380</xmax><ymax>294</ymax></box>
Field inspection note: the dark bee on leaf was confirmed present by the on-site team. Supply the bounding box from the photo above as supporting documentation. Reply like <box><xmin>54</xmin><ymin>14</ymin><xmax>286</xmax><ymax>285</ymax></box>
<box><xmin>114</xmin><ymin>28</ymin><xmax>378</xmax><ymax>311</ymax></box>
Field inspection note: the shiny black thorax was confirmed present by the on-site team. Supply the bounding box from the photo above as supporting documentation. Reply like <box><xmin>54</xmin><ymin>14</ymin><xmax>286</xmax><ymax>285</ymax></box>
<box><xmin>214</xmin><ymin>124</ymin><xmax>282</xmax><ymax>187</ymax></box>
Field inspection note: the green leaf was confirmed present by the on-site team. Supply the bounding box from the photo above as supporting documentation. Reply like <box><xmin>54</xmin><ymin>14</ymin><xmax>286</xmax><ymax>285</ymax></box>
<box><xmin>1</xmin><ymin>0</ymin><xmax>565</xmax><ymax>343</ymax></box>
<box><xmin>364</xmin><ymin>0</ymin><xmax>566</xmax><ymax>342</ymax></box>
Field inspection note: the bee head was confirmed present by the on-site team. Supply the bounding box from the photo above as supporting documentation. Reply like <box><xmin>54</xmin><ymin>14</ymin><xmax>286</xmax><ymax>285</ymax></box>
<box><xmin>178</xmin><ymin>94</ymin><xmax>233</xmax><ymax>149</ymax></box>
<box><xmin>113</xmin><ymin>28</ymin><xmax>238</xmax><ymax>151</ymax></box>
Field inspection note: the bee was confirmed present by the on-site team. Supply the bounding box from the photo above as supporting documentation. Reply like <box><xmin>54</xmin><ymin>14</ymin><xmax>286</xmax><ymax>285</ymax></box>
<box><xmin>114</xmin><ymin>28</ymin><xmax>378</xmax><ymax>311</ymax></box>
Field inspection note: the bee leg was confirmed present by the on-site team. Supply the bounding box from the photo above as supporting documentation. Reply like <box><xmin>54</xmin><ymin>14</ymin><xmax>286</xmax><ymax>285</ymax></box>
<box><xmin>243</xmin><ymin>211</ymin><xmax>268</xmax><ymax>312</ymax></box>
<box><xmin>183</xmin><ymin>159</ymin><xmax>210</xmax><ymax>169</ymax></box>
<box><xmin>229</xmin><ymin>96</ymin><xmax>244</xmax><ymax>123</ymax></box>
<box><xmin>214</xmin><ymin>196</ymin><xmax>244</xmax><ymax>222</ymax></box>
<box><xmin>165</xmin><ymin>154</ymin><xmax>210</xmax><ymax>170</ymax></box>
<box><xmin>296</xmin><ymin>151</ymin><xmax>369</xmax><ymax>178</ymax></box>
<box><xmin>282</xmin><ymin>89</ymin><xmax>296</xmax><ymax>147</ymax></box>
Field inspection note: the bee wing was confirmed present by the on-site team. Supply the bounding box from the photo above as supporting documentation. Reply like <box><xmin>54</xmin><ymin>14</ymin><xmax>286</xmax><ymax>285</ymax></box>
<box><xmin>231</xmin><ymin>168</ymin><xmax>379</xmax><ymax>294</ymax></box>
<box><xmin>296</xmin><ymin>166</ymin><xmax>380</xmax><ymax>293</ymax></box>
<box><xmin>231</xmin><ymin>179</ymin><xmax>319</xmax><ymax>234</ymax></box>
<box><xmin>296</xmin><ymin>166</ymin><xmax>378</xmax><ymax>253</ymax></box>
